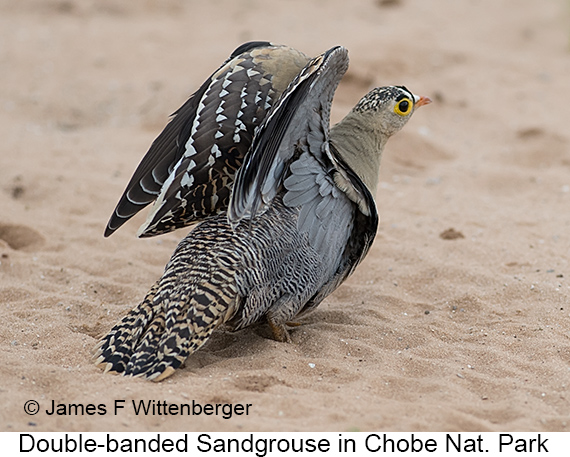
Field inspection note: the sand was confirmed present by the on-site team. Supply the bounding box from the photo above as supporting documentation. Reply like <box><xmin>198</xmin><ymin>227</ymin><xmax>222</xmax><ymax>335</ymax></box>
<box><xmin>1</xmin><ymin>0</ymin><xmax>569</xmax><ymax>432</ymax></box>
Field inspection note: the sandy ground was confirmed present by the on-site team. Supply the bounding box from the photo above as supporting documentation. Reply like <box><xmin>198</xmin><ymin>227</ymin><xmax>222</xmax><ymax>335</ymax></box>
<box><xmin>1</xmin><ymin>0</ymin><xmax>570</xmax><ymax>432</ymax></box>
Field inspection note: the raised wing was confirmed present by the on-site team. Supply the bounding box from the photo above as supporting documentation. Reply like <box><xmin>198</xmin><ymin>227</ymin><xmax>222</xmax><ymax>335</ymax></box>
<box><xmin>104</xmin><ymin>41</ymin><xmax>309</xmax><ymax>237</ymax></box>
<box><xmin>228</xmin><ymin>46</ymin><xmax>350</xmax><ymax>225</ymax></box>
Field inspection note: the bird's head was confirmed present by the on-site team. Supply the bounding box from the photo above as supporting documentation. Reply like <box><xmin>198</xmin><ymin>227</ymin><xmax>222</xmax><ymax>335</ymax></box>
<box><xmin>330</xmin><ymin>85</ymin><xmax>431</xmax><ymax>196</ymax></box>
<box><xmin>353</xmin><ymin>85</ymin><xmax>432</xmax><ymax>137</ymax></box>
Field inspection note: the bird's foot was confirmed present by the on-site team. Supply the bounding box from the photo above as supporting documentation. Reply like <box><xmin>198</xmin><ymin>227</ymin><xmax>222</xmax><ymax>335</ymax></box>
<box><xmin>267</xmin><ymin>317</ymin><xmax>292</xmax><ymax>343</ymax></box>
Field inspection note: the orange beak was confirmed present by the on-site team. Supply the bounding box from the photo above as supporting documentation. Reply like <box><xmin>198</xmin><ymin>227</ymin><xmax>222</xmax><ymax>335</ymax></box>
<box><xmin>415</xmin><ymin>95</ymin><xmax>432</xmax><ymax>107</ymax></box>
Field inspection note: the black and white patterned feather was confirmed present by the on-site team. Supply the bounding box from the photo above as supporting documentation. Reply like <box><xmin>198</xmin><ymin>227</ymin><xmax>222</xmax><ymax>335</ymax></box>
<box><xmin>104</xmin><ymin>42</ymin><xmax>309</xmax><ymax>237</ymax></box>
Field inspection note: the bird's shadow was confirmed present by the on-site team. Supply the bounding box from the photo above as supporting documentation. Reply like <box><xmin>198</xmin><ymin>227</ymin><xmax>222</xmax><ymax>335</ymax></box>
<box><xmin>181</xmin><ymin>316</ymin><xmax>320</xmax><ymax>371</ymax></box>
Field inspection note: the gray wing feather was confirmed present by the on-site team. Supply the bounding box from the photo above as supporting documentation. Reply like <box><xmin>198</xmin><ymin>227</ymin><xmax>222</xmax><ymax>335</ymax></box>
<box><xmin>287</xmin><ymin>151</ymin><xmax>353</xmax><ymax>255</ymax></box>
<box><xmin>283</xmin><ymin>181</ymin><xmax>320</xmax><ymax>207</ymax></box>
<box><xmin>282</xmin><ymin>173</ymin><xmax>316</xmax><ymax>191</ymax></box>
<box><xmin>228</xmin><ymin>46</ymin><xmax>350</xmax><ymax>226</ymax></box>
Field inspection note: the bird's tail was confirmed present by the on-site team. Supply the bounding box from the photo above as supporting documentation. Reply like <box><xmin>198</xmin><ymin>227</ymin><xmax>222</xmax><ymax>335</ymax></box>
<box><xmin>93</xmin><ymin>282</ymin><xmax>236</xmax><ymax>381</ymax></box>
<box><xmin>93</xmin><ymin>281</ymin><xmax>161</xmax><ymax>378</ymax></box>
<box><xmin>94</xmin><ymin>230</ymin><xmax>240</xmax><ymax>381</ymax></box>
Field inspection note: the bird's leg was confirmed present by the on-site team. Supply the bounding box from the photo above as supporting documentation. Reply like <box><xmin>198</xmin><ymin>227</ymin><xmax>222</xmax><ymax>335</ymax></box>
<box><xmin>267</xmin><ymin>315</ymin><xmax>292</xmax><ymax>343</ymax></box>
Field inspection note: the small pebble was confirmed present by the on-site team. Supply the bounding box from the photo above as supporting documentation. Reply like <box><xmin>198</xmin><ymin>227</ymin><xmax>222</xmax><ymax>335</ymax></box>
<box><xmin>440</xmin><ymin>228</ymin><xmax>465</xmax><ymax>240</ymax></box>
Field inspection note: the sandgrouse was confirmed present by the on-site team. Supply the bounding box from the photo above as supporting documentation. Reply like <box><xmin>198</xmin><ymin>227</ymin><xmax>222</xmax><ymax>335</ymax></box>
<box><xmin>94</xmin><ymin>42</ymin><xmax>431</xmax><ymax>381</ymax></box>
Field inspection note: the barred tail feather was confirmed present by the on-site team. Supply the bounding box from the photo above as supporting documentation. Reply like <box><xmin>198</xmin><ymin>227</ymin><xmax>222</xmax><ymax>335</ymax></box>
<box><xmin>94</xmin><ymin>291</ymin><xmax>235</xmax><ymax>381</ymax></box>
<box><xmin>94</xmin><ymin>224</ymin><xmax>240</xmax><ymax>381</ymax></box>
<box><xmin>93</xmin><ymin>281</ymin><xmax>161</xmax><ymax>375</ymax></box>
<box><xmin>125</xmin><ymin>292</ymin><xmax>232</xmax><ymax>382</ymax></box>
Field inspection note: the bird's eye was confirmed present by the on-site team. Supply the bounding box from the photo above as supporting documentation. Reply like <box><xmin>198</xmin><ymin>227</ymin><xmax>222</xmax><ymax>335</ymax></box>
<box><xmin>394</xmin><ymin>98</ymin><xmax>412</xmax><ymax>116</ymax></box>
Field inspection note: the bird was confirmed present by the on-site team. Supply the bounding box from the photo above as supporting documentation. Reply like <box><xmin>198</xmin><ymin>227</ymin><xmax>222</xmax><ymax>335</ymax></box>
<box><xmin>94</xmin><ymin>42</ymin><xmax>431</xmax><ymax>381</ymax></box>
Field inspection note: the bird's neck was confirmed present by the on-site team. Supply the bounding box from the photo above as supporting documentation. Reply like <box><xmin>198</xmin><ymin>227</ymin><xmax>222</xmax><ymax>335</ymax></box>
<box><xmin>329</xmin><ymin>112</ymin><xmax>386</xmax><ymax>196</ymax></box>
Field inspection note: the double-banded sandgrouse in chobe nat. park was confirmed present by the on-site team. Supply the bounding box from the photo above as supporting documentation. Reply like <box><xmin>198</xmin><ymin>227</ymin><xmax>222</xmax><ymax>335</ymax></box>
<box><xmin>94</xmin><ymin>41</ymin><xmax>431</xmax><ymax>381</ymax></box>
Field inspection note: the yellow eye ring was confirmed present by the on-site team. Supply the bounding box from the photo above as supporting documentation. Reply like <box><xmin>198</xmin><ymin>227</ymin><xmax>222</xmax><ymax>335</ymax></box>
<box><xmin>394</xmin><ymin>98</ymin><xmax>413</xmax><ymax>116</ymax></box>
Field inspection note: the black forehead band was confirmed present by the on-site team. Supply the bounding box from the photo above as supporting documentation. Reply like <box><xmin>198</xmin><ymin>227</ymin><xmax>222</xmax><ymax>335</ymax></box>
<box><xmin>395</xmin><ymin>86</ymin><xmax>412</xmax><ymax>102</ymax></box>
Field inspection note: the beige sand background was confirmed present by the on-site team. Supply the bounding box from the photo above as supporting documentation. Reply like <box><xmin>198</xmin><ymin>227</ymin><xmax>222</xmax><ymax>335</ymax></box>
<box><xmin>1</xmin><ymin>0</ymin><xmax>569</xmax><ymax>432</ymax></box>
